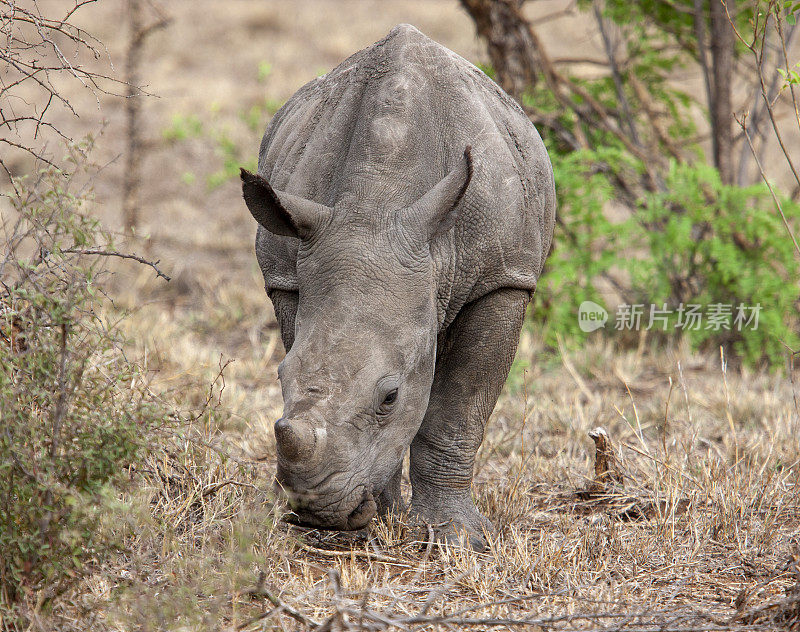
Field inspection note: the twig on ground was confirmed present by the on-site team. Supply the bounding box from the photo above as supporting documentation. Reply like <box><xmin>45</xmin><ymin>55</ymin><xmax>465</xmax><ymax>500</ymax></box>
<box><xmin>293</xmin><ymin>539</ymin><xmax>398</xmax><ymax>564</ymax></box>
<box><xmin>237</xmin><ymin>572</ymin><xmax>320</xmax><ymax>630</ymax></box>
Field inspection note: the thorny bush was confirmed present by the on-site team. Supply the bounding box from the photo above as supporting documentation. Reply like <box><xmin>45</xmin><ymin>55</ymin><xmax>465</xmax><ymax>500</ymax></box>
<box><xmin>0</xmin><ymin>142</ymin><xmax>168</xmax><ymax>625</ymax></box>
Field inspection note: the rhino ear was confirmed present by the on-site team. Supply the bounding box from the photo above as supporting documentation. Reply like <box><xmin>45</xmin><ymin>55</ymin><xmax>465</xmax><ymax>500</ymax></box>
<box><xmin>408</xmin><ymin>146</ymin><xmax>473</xmax><ymax>242</ymax></box>
<box><xmin>241</xmin><ymin>168</ymin><xmax>331</xmax><ymax>239</ymax></box>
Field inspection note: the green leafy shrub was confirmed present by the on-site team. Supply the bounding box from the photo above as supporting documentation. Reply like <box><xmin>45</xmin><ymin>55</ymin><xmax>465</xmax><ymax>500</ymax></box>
<box><xmin>533</xmin><ymin>148</ymin><xmax>640</xmax><ymax>342</ymax></box>
<box><xmin>521</xmin><ymin>0</ymin><xmax>800</xmax><ymax>369</ymax></box>
<box><xmin>0</xmin><ymin>148</ymin><xmax>167</xmax><ymax>622</ymax></box>
<box><xmin>636</xmin><ymin>161</ymin><xmax>800</xmax><ymax>364</ymax></box>
<box><xmin>534</xmin><ymin>148</ymin><xmax>800</xmax><ymax>367</ymax></box>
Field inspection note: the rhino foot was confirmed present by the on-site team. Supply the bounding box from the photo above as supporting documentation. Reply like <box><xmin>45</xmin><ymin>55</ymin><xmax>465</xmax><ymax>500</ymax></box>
<box><xmin>411</xmin><ymin>499</ymin><xmax>494</xmax><ymax>552</ymax></box>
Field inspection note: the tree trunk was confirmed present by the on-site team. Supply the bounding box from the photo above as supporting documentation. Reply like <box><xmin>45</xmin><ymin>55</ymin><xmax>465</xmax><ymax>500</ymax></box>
<box><xmin>459</xmin><ymin>0</ymin><xmax>538</xmax><ymax>100</ymax></box>
<box><xmin>122</xmin><ymin>0</ymin><xmax>143</xmax><ymax>234</ymax></box>
<box><xmin>709</xmin><ymin>0</ymin><xmax>735</xmax><ymax>184</ymax></box>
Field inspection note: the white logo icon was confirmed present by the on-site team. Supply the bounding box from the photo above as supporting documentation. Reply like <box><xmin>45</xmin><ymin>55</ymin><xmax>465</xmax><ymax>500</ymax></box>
<box><xmin>578</xmin><ymin>301</ymin><xmax>608</xmax><ymax>333</ymax></box>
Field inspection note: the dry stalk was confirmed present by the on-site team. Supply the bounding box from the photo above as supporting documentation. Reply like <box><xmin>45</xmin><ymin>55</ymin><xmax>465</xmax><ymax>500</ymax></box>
<box><xmin>586</xmin><ymin>426</ymin><xmax>624</xmax><ymax>495</ymax></box>
<box><xmin>727</xmin><ymin>0</ymin><xmax>800</xmax><ymax>227</ymax></box>
<box><xmin>122</xmin><ymin>0</ymin><xmax>170</xmax><ymax>234</ymax></box>
<box><xmin>293</xmin><ymin>539</ymin><xmax>397</xmax><ymax>564</ymax></box>
<box><xmin>736</xmin><ymin>111</ymin><xmax>800</xmax><ymax>258</ymax></box>
<box><xmin>720</xmin><ymin>346</ymin><xmax>740</xmax><ymax>467</ymax></box>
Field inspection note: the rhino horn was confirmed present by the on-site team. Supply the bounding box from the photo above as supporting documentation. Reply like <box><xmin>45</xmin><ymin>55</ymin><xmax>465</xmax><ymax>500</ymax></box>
<box><xmin>273</xmin><ymin>417</ymin><xmax>322</xmax><ymax>462</ymax></box>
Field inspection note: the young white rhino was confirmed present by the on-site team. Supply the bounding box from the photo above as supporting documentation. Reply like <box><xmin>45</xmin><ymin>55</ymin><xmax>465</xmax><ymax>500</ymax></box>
<box><xmin>241</xmin><ymin>24</ymin><xmax>555</xmax><ymax>549</ymax></box>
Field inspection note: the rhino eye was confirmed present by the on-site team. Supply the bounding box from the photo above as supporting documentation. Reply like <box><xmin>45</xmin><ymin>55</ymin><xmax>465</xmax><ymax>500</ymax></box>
<box><xmin>377</xmin><ymin>388</ymin><xmax>398</xmax><ymax>416</ymax></box>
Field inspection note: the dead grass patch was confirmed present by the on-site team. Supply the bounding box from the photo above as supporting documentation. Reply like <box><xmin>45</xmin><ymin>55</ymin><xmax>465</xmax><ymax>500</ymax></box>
<box><xmin>42</xmin><ymin>285</ymin><xmax>799</xmax><ymax>630</ymax></box>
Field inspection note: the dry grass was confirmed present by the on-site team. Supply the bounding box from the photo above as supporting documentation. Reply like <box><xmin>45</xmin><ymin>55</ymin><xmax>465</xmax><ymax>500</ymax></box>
<box><xmin>4</xmin><ymin>1</ymin><xmax>800</xmax><ymax>630</ymax></box>
<box><xmin>61</xmin><ymin>285</ymin><xmax>800</xmax><ymax>629</ymax></box>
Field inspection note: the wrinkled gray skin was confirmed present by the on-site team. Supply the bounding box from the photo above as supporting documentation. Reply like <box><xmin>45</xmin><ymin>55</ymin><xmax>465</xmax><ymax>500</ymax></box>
<box><xmin>241</xmin><ymin>24</ymin><xmax>555</xmax><ymax>549</ymax></box>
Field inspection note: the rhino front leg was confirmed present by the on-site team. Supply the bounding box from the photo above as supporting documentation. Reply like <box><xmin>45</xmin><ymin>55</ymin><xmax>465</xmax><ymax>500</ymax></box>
<box><xmin>410</xmin><ymin>287</ymin><xmax>530</xmax><ymax>551</ymax></box>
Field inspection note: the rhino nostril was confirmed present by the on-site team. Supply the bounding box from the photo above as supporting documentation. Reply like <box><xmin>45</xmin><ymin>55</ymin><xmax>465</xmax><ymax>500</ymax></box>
<box><xmin>274</xmin><ymin>417</ymin><xmax>317</xmax><ymax>462</ymax></box>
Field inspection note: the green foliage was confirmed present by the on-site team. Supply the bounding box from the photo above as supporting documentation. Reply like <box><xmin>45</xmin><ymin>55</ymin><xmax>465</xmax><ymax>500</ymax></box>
<box><xmin>777</xmin><ymin>62</ymin><xmax>800</xmax><ymax>85</ymax></box>
<box><xmin>637</xmin><ymin>162</ymin><xmax>800</xmax><ymax>364</ymax></box>
<box><xmin>257</xmin><ymin>60</ymin><xmax>273</xmax><ymax>82</ymax></box>
<box><xmin>162</xmin><ymin>113</ymin><xmax>203</xmax><ymax>142</ymax></box>
<box><xmin>0</xmin><ymin>152</ymin><xmax>166</xmax><ymax>618</ymax></box>
<box><xmin>534</xmin><ymin>146</ymin><xmax>800</xmax><ymax>366</ymax></box>
<box><xmin>523</xmin><ymin>0</ymin><xmax>800</xmax><ymax>368</ymax></box>
<box><xmin>595</xmin><ymin>0</ymin><xmax>758</xmax><ymax>60</ymax></box>
<box><xmin>533</xmin><ymin>148</ymin><xmax>639</xmax><ymax>342</ymax></box>
<box><xmin>521</xmin><ymin>34</ymin><xmax>695</xmax><ymax>162</ymax></box>
<box><xmin>207</xmin><ymin>129</ymin><xmax>253</xmax><ymax>189</ymax></box>
<box><xmin>162</xmin><ymin>64</ymin><xmax>283</xmax><ymax>190</ymax></box>
<box><xmin>475</xmin><ymin>62</ymin><xmax>496</xmax><ymax>80</ymax></box>
<box><xmin>788</xmin><ymin>0</ymin><xmax>800</xmax><ymax>25</ymax></box>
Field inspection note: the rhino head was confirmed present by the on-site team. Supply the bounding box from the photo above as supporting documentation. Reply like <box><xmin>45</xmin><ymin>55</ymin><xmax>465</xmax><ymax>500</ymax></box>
<box><xmin>241</xmin><ymin>148</ymin><xmax>472</xmax><ymax>530</ymax></box>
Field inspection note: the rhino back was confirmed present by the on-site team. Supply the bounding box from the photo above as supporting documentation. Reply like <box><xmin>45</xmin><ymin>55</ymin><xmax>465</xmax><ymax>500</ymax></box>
<box><xmin>255</xmin><ymin>24</ymin><xmax>555</xmax><ymax>326</ymax></box>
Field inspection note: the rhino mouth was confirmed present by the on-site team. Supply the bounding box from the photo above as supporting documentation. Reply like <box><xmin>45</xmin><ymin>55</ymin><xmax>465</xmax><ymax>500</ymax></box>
<box><xmin>344</xmin><ymin>491</ymin><xmax>377</xmax><ymax>529</ymax></box>
<box><xmin>279</xmin><ymin>483</ymin><xmax>377</xmax><ymax>530</ymax></box>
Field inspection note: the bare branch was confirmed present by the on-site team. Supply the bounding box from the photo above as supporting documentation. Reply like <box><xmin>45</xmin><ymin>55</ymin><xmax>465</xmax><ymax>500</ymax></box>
<box><xmin>59</xmin><ymin>248</ymin><xmax>172</xmax><ymax>281</ymax></box>
<box><xmin>737</xmin><ymin>112</ymin><xmax>800</xmax><ymax>258</ymax></box>
<box><xmin>776</xmin><ymin>11</ymin><xmax>800</xmax><ymax>137</ymax></box>
<box><xmin>0</xmin><ymin>0</ymin><xmax>130</xmax><ymax>175</ymax></box>
<box><xmin>122</xmin><ymin>1</ymin><xmax>171</xmax><ymax>233</ymax></box>
<box><xmin>725</xmin><ymin>0</ymin><xmax>800</xmax><ymax>193</ymax></box>
<box><xmin>594</xmin><ymin>4</ymin><xmax>642</xmax><ymax>148</ymax></box>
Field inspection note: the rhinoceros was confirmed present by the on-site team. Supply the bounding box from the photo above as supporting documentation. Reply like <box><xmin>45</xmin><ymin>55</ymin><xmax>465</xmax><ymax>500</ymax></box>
<box><xmin>241</xmin><ymin>24</ymin><xmax>555</xmax><ymax>549</ymax></box>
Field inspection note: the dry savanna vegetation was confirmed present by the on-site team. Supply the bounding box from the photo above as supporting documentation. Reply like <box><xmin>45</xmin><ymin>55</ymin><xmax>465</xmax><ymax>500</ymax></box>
<box><xmin>88</xmin><ymin>330</ymin><xmax>800</xmax><ymax>631</ymax></box>
<box><xmin>1</xmin><ymin>1</ymin><xmax>800</xmax><ymax>630</ymax></box>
